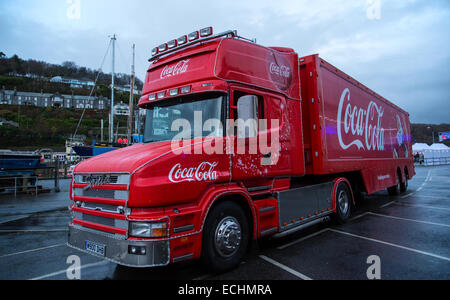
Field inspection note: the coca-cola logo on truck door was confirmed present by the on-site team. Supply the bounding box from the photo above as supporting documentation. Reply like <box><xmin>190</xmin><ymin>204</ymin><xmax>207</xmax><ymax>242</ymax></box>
<box><xmin>268</xmin><ymin>53</ymin><xmax>292</xmax><ymax>91</ymax></box>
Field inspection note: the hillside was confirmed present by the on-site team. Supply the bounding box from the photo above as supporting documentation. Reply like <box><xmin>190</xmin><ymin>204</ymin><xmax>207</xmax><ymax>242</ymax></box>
<box><xmin>0</xmin><ymin>105</ymin><xmax>129</xmax><ymax>151</ymax></box>
<box><xmin>411</xmin><ymin>124</ymin><xmax>450</xmax><ymax>146</ymax></box>
<box><xmin>0</xmin><ymin>54</ymin><xmax>143</xmax><ymax>89</ymax></box>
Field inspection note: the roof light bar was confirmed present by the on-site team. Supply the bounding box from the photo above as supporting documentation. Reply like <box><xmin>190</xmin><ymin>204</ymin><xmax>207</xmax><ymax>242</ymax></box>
<box><xmin>150</xmin><ymin>27</ymin><xmax>227</xmax><ymax>59</ymax></box>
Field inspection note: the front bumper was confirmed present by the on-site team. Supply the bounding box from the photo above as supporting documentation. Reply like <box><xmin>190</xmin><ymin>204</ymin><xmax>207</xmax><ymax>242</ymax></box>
<box><xmin>67</xmin><ymin>225</ymin><xmax>170</xmax><ymax>268</ymax></box>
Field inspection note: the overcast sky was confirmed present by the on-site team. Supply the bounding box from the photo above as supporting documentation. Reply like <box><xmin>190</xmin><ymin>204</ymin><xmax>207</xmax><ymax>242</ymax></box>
<box><xmin>0</xmin><ymin>0</ymin><xmax>449</xmax><ymax>124</ymax></box>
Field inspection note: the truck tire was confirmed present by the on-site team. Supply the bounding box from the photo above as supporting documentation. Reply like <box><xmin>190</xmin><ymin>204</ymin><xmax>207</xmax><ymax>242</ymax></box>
<box><xmin>201</xmin><ymin>201</ymin><xmax>249</xmax><ymax>272</ymax></box>
<box><xmin>333</xmin><ymin>182</ymin><xmax>352</xmax><ymax>224</ymax></box>
<box><xmin>400</xmin><ymin>173</ymin><xmax>408</xmax><ymax>194</ymax></box>
<box><xmin>387</xmin><ymin>172</ymin><xmax>402</xmax><ymax>196</ymax></box>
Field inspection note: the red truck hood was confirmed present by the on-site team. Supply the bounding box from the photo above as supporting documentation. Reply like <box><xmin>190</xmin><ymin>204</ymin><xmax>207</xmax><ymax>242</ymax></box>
<box><xmin>74</xmin><ymin>142</ymin><xmax>174</xmax><ymax>174</ymax></box>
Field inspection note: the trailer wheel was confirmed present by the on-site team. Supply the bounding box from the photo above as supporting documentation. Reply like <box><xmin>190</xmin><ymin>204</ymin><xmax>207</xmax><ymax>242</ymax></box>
<box><xmin>388</xmin><ymin>172</ymin><xmax>402</xmax><ymax>196</ymax></box>
<box><xmin>333</xmin><ymin>182</ymin><xmax>352</xmax><ymax>224</ymax></box>
<box><xmin>400</xmin><ymin>171</ymin><xmax>408</xmax><ymax>194</ymax></box>
<box><xmin>201</xmin><ymin>201</ymin><xmax>249</xmax><ymax>272</ymax></box>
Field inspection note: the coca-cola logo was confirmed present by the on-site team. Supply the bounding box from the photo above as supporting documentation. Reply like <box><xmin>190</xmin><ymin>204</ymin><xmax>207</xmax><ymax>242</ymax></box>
<box><xmin>337</xmin><ymin>88</ymin><xmax>385</xmax><ymax>151</ymax></box>
<box><xmin>160</xmin><ymin>59</ymin><xmax>190</xmax><ymax>79</ymax></box>
<box><xmin>168</xmin><ymin>161</ymin><xmax>218</xmax><ymax>183</ymax></box>
<box><xmin>268</xmin><ymin>54</ymin><xmax>292</xmax><ymax>91</ymax></box>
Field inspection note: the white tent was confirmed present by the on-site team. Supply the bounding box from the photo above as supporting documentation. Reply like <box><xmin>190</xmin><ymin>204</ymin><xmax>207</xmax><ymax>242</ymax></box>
<box><xmin>412</xmin><ymin>143</ymin><xmax>431</xmax><ymax>153</ymax></box>
<box><xmin>429</xmin><ymin>144</ymin><xmax>450</xmax><ymax>165</ymax></box>
<box><xmin>430</xmin><ymin>143</ymin><xmax>450</xmax><ymax>150</ymax></box>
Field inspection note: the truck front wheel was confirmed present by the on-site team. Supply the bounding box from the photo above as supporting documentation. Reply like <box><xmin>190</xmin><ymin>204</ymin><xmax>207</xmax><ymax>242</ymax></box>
<box><xmin>201</xmin><ymin>201</ymin><xmax>249</xmax><ymax>272</ymax></box>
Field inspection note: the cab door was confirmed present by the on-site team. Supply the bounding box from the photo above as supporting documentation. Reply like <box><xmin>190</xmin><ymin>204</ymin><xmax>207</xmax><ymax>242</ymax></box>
<box><xmin>229</xmin><ymin>87</ymin><xmax>290</xmax><ymax>181</ymax></box>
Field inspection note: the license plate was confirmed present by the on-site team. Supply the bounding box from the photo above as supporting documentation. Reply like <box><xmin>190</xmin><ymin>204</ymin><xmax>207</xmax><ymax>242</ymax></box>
<box><xmin>85</xmin><ymin>241</ymin><xmax>106</xmax><ymax>256</ymax></box>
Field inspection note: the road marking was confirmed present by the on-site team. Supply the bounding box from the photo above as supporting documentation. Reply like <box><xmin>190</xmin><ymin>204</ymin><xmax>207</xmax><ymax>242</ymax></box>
<box><xmin>30</xmin><ymin>260</ymin><xmax>109</xmax><ymax>280</ymax></box>
<box><xmin>328</xmin><ymin>229</ymin><xmax>450</xmax><ymax>262</ymax></box>
<box><xmin>0</xmin><ymin>215</ymin><xmax>30</xmax><ymax>225</ymax></box>
<box><xmin>277</xmin><ymin>229</ymin><xmax>330</xmax><ymax>250</ymax></box>
<box><xmin>259</xmin><ymin>255</ymin><xmax>313</xmax><ymax>280</ymax></box>
<box><xmin>394</xmin><ymin>202</ymin><xmax>450</xmax><ymax>212</ymax></box>
<box><xmin>380</xmin><ymin>201</ymin><xmax>395</xmax><ymax>208</ymax></box>
<box><xmin>0</xmin><ymin>243</ymin><xmax>66</xmax><ymax>259</ymax></box>
<box><xmin>402</xmin><ymin>195</ymin><xmax>450</xmax><ymax>201</ymax></box>
<box><xmin>349</xmin><ymin>212</ymin><xmax>370</xmax><ymax>221</ymax></box>
<box><xmin>0</xmin><ymin>229</ymin><xmax>69</xmax><ymax>233</ymax></box>
<box><xmin>368</xmin><ymin>212</ymin><xmax>450</xmax><ymax>228</ymax></box>
<box><xmin>402</xmin><ymin>170</ymin><xmax>432</xmax><ymax>199</ymax></box>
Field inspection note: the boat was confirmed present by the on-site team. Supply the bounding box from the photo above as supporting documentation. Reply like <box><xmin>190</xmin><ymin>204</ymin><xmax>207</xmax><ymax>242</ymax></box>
<box><xmin>0</xmin><ymin>150</ymin><xmax>46</xmax><ymax>178</ymax></box>
<box><xmin>72</xmin><ymin>145</ymin><xmax>94</xmax><ymax>157</ymax></box>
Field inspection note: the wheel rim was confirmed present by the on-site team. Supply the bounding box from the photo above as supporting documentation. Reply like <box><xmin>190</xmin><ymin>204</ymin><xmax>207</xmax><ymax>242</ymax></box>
<box><xmin>338</xmin><ymin>190</ymin><xmax>349</xmax><ymax>215</ymax></box>
<box><xmin>214</xmin><ymin>216</ymin><xmax>242</xmax><ymax>258</ymax></box>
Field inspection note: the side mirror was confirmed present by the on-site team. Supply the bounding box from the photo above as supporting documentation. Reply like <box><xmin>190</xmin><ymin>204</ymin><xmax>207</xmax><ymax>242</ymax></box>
<box><xmin>237</xmin><ymin>95</ymin><xmax>258</xmax><ymax>138</ymax></box>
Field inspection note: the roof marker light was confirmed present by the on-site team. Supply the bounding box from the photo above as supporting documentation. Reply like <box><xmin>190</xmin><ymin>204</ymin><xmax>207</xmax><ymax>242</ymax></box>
<box><xmin>158</xmin><ymin>43</ymin><xmax>168</xmax><ymax>52</ymax></box>
<box><xmin>200</xmin><ymin>27</ymin><xmax>213</xmax><ymax>37</ymax></box>
<box><xmin>177</xmin><ymin>35</ymin><xmax>188</xmax><ymax>45</ymax></box>
<box><xmin>169</xmin><ymin>88</ymin><xmax>178</xmax><ymax>96</ymax></box>
<box><xmin>180</xmin><ymin>86</ymin><xmax>191</xmax><ymax>94</ymax></box>
<box><xmin>167</xmin><ymin>39</ymin><xmax>177</xmax><ymax>49</ymax></box>
<box><xmin>151</xmin><ymin>47</ymin><xmax>158</xmax><ymax>57</ymax></box>
<box><xmin>188</xmin><ymin>31</ymin><xmax>199</xmax><ymax>41</ymax></box>
<box><xmin>157</xmin><ymin>91</ymin><xmax>165</xmax><ymax>99</ymax></box>
<box><xmin>148</xmin><ymin>94</ymin><xmax>156</xmax><ymax>101</ymax></box>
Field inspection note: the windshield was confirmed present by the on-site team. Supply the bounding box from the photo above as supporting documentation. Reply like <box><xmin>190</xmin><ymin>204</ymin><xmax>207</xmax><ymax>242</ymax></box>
<box><xmin>143</xmin><ymin>94</ymin><xmax>224</xmax><ymax>143</ymax></box>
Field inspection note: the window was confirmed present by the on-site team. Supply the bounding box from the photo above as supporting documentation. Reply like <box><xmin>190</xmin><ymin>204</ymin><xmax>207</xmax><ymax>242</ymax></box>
<box><xmin>144</xmin><ymin>93</ymin><xmax>224</xmax><ymax>143</ymax></box>
<box><xmin>232</xmin><ymin>91</ymin><xmax>264</xmax><ymax>139</ymax></box>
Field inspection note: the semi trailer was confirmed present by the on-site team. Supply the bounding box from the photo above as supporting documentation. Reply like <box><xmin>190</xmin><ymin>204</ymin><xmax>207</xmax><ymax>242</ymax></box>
<box><xmin>68</xmin><ymin>28</ymin><xmax>414</xmax><ymax>271</ymax></box>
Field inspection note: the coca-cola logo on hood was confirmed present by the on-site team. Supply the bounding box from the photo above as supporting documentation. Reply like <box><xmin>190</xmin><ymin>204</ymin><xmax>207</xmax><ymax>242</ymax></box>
<box><xmin>268</xmin><ymin>53</ymin><xmax>292</xmax><ymax>91</ymax></box>
<box><xmin>169</xmin><ymin>161</ymin><xmax>218</xmax><ymax>183</ymax></box>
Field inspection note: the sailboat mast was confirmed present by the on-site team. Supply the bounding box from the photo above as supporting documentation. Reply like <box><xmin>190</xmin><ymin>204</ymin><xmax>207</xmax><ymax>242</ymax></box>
<box><xmin>110</xmin><ymin>34</ymin><xmax>116</xmax><ymax>144</ymax></box>
<box><xmin>127</xmin><ymin>44</ymin><xmax>135</xmax><ymax>145</ymax></box>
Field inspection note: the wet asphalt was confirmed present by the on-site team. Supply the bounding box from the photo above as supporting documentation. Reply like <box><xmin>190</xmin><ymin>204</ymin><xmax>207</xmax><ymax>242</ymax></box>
<box><xmin>0</xmin><ymin>166</ymin><xmax>449</xmax><ymax>280</ymax></box>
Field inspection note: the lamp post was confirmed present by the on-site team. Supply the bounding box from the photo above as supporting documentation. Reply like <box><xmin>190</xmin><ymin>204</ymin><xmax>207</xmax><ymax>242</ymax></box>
<box><xmin>427</xmin><ymin>126</ymin><xmax>435</xmax><ymax>144</ymax></box>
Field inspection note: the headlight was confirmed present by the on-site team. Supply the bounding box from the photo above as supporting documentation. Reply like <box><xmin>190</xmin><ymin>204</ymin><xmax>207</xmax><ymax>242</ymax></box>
<box><xmin>129</xmin><ymin>222</ymin><xmax>168</xmax><ymax>238</ymax></box>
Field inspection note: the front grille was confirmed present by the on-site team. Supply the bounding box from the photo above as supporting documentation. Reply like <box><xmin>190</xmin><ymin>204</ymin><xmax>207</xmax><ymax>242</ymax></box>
<box><xmin>72</xmin><ymin>211</ymin><xmax>129</xmax><ymax>233</ymax></box>
<box><xmin>82</xmin><ymin>189</ymin><xmax>115</xmax><ymax>199</ymax></box>
<box><xmin>83</xmin><ymin>214</ymin><xmax>115</xmax><ymax>227</ymax></box>
<box><xmin>74</xmin><ymin>173</ymin><xmax>130</xmax><ymax>185</ymax></box>
<box><xmin>82</xmin><ymin>202</ymin><xmax>122</xmax><ymax>214</ymax></box>
<box><xmin>81</xmin><ymin>175</ymin><xmax>119</xmax><ymax>184</ymax></box>
<box><xmin>74</xmin><ymin>188</ymin><xmax>128</xmax><ymax>200</ymax></box>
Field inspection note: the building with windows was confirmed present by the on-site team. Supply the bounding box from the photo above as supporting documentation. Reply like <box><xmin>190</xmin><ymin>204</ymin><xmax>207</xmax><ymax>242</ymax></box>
<box><xmin>0</xmin><ymin>89</ymin><xmax>110</xmax><ymax>110</ymax></box>
<box><xmin>113</xmin><ymin>102</ymin><xmax>130</xmax><ymax>116</ymax></box>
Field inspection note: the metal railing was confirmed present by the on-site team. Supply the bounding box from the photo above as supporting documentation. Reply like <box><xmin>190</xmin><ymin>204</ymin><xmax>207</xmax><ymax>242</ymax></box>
<box><xmin>415</xmin><ymin>157</ymin><xmax>450</xmax><ymax>166</ymax></box>
<box><xmin>0</xmin><ymin>176</ymin><xmax>39</xmax><ymax>197</ymax></box>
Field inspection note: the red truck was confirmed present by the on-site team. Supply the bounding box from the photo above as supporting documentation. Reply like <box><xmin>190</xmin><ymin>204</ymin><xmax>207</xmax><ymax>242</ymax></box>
<box><xmin>68</xmin><ymin>28</ymin><xmax>415</xmax><ymax>271</ymax></box>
